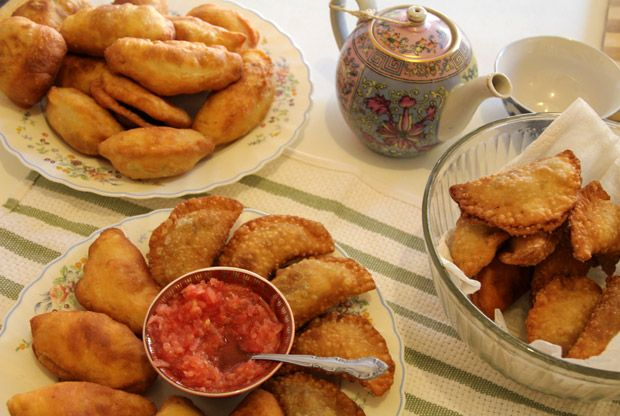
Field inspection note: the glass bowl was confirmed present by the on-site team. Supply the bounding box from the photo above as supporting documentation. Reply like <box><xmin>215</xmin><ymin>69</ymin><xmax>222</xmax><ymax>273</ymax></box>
<box><xmin>422</xmin><ymin>112</ymin><xmax>620</xmax><ymax>400</ymax></box>
<box><xmin>143</xmin><ymin>266</ymin><xmax>295</xmax><ymax>398</ymax></box>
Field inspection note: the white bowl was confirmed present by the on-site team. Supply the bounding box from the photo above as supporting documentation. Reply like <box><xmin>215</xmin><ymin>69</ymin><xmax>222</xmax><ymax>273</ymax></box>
<box><xmin>423</xmin><ymin>113</ymin><xmax>620</xmax><ymax>400</ymax></box>
<box><xmin>495</xmin><ymin>36</ymin><xmax>620</xmax><ymax>118</ymax></box>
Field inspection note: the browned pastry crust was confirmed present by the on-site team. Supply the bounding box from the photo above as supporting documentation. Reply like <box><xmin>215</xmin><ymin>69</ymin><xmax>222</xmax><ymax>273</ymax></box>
<box><xmin>104</xmin><ymin>38</ymin><xmax>243</xmax><ymax>96</ymax></box>
<box><xmin>76</xmin><ymin>228</ymin><xmax>160</xmax><ymax>333</ymax></box>
<box><xmin>272</xmin><ymin>256</ymin><xmax>376</xmax><ymax>329</ymax></box>
<box><xmin>113</xmin><ymin>0</ymin><xmax>168</xmax><ymax>15</ymax></box>
<box><xmin>230</xmin><ymin>388</ymin><xmax>284</xmax><ymax>416</ymax></box>
<box><xmin>6</xmin><ymin>381</ymin><xmax>157</xmax><ymax>416</ymax></box>
<box><xmin>218</xmin><ymin>215</ymin><xmax>335</xmax><ymax>278</ymax></box>
<box><xmin>264</xmin><ymin>373</ymin><xmax>366</xmax><ymax>416</ymax></box>
<box><xmin>0</xmin><ymin>16</ymin><xmax>67</xmax><ymax>108</ymax></box>
<box><xmin>526</xmin><ymin>276</ymin><xmax>601</xmax><ymax>355</ymax></box>
<box><xmin>12</xmin><ymin>0</ymin><xmax>90</xmax><ymax>30</ymax></box>
<box><xmin>98</xmin><ymin>126</ymin><xmax>215</xmax><ymax>179</ymax></box>
<box><xmin>567</xmin><ymin>275</ymin><xmax>620</xmax><ymax>359</ymax></box>
<box><xmin>155</xmin><ymin>396</ymin><xmax>204</xmax><ymax>416</ymax></box>
<box><xmin>187</xmin><ymin>3</ymin><xmax>259</xmax><ymax>49</ymax></box>
<box><xmin>56</xmin><ymin>54</ymin><xmax>112</xmax><ymax>96</ymax></box>
<box><xmin>148</xmin><ymin>196</ymin><xmax>243</xmax><ymax>286</ymax></box>
<box><xmin>449</xmin><ymin>150</ymin><xmax>581</xmax><ymax>235</ymax></box>
<box><xmin>291</xmin><ymin>312</ymin><xmax>395</xmax><ymax>396</ymax></box>
<box><xmin>169</xmin><ymin>15</ymin><xmax>246</xmax><ymax>52</ymax></box>
<box><xmin>498</xmin><ymin>230</ymin><xmax>561</xmax><ymax>266</ymax></box>
<box><xmin>30</xmin><ymin>310</ymin><xmax>157</xmax><ymax>393</ymax></box>
<box><xmin>60</xmin><ymin>4</ymin><xmax>175</xmax><ymax>56</ymax></box>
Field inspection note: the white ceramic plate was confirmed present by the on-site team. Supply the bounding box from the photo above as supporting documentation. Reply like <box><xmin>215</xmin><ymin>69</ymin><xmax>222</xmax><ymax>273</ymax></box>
<box><xmin>0</xmin><ymin>0</ymin><xmax>311</xmax><ymax>199</ymax></box>
<box><xmin>0</xmin><ymin>209</ymin><xmax>405</xmax><ymax>414</ymax></box>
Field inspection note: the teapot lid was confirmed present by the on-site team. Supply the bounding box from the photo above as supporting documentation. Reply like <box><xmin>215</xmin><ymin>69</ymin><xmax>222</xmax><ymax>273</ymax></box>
<box><xmin>370</xmin><ymin>5</ymin><xmax>460</xmax><ymax>61</ymax></box>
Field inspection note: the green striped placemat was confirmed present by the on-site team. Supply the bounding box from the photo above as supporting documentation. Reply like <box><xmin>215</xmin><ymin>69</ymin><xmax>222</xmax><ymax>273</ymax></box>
<box><xmin>0</xmin><ymin>151</ymin><xmax>617</xmax><ymax>415</ymax></box>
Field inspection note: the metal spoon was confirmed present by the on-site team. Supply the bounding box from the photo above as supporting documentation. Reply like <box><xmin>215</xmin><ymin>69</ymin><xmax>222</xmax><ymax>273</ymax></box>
<box><xmin>251</xmin><ymin>353</ymin><xmax>389</xmax><ymax>380</ymax></box>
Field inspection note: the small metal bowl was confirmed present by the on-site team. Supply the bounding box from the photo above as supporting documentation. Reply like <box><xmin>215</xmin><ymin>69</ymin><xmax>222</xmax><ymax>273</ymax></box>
<box><xmin>143</xmin><ymin>266</ymin><xmax>295</xmax><ymax>398</ymax></box>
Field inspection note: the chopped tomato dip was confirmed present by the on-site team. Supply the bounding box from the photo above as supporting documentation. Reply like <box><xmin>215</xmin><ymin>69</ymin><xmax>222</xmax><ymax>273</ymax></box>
<box><xmin>147</xmin><ymin>278</ymin><xmax>283</xmax><ymax>392</ymax></box>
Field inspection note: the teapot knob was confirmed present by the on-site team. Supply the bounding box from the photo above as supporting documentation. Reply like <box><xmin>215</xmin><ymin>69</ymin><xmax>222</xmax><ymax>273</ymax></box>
<box><xmin>407</xmin><ymin>5</ymin><xmax>427</xmax><ymax>26</ymax></box>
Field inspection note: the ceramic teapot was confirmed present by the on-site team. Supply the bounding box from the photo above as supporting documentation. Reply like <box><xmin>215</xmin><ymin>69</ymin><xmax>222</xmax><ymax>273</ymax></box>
<box><xmin>330</xmin><ymin>1</ymin><xmax>512</xmax><ymax>157</ymax></box>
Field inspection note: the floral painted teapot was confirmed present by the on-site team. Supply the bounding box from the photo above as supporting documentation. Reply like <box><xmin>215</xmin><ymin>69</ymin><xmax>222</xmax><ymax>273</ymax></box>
<box><xmin>330</xmin><ymin>1</ymin><xmax>512</xmax><ymax>157</ymax></box>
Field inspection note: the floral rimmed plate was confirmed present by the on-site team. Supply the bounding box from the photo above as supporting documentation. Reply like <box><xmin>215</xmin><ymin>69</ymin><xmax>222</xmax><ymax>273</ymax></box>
<box><xmin>0</xmin><ymin>208</ymin><xmax>405</xmax><ymax>415</ymax></box>
<box><xmin>0</xmin><ymin>0</ymin><xmax>311</xmax><ymax>199</ymax></box>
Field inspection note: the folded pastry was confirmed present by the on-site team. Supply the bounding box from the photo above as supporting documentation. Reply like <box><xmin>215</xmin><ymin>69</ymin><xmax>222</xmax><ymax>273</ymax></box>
<box><xmin>169</xmin><ymin>15</ymin><xmax>246</xmax><ymax>52</ymax></box>
<box><xmin>11</xmin><ymin>0</ymin><xmax>90</xmax><ymax>30</ymax></box>
<box><xmin>187</xmin><ymin>3</ymin><xmax>259</xmax><ymax>49</ymax></box>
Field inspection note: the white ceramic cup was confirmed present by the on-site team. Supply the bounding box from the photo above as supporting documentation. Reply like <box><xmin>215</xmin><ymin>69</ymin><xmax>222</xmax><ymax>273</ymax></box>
<box><xmin>494</xmin><ymin>36</ymin><xmax>620</xmax><ymax>119</ymax></box>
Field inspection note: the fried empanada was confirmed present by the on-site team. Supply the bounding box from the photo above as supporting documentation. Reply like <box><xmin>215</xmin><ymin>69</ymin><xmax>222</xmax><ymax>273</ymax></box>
<box><xmin>98</xmin><ymin>127</ymin><xmax>215</xmax><ymax>179</ymax></box>
<box><xmin>148</xmin><ymin>196</ymin><xmax>243</xmax><ymax>286</ymax></box>
<box><xmin>169</xmin><ymin>15</ymin><xmax>246</xmax><ymax>51</ymax></box>
<box><xmin>0</xmin><ymin>16</ymin><xmax>67</xmax><ymax>108</ymax></box>
<box><xmin>230</xmin><ymin>388</ymin><xmax>284</xmax><ymax>416</ymax></box>
<box><xmin>272</xmin><ymin>256</ymin><xmax>375</xmax><ymax>329</ymax></box>
<box><xmin>93</xmin><ymin>72</ymin><xmax>192</xmax><ymax>128</ymax></box>
<box><xmin>30</xmin><ymin>310</ymin><xmax>157</xmax><ymax>393</ymax></box>
<box><xmin>44</xmin><ymin>87</ymin><xmax>123</xmax><ymax>155</ymax></box>
<box><xmin>526</xmin><ymin>276</ymin><xmax>601</xmax><ymax>355</ymax></box>
<box><xmin>76</xmin><ymin>228</ymin><xmax>160</xmax><ymax>333</ymax></box>
<box><xmin>449</xmin><ymin>150</ymin><xmax>581</xmax><ymax>235</ymax></box>
<box><xmin>567</xmin><ymin>275</ymin><xmax>620</xmax><ymax>359</ymax></box>
<box><xmin>291</xmin><ymin>312</ymin><xmax>394</xmax><ymax>396</ymax></box>
<box><xmin>264</xmin><ymin>373</ymin><xmax>365</xmax><ymax>416</ymax></box>
<box><xmin>218</xmin><ymin>215</ymin><xmax>335</xmax><ymax>278</ymax></box>
<box><xmin>155</xmin><ymin>396</ymin><xmax>204</xmax><ymax>416</ymax></box>
<box><xmin>60</xmin><ymin>4</ymin><xmax>175</xmax><ymax>56</ymax></box>
<box><xmin>11</xmin><ymin>0</ymin><xmax>90</xmax><ymax>30</ymax></box>
<box><xmin>448</xmin><ymin>215</ymin><xmax>509</xmax><ymax>277</ymax></box>
<box><xmin>105</xmin><ymin>38</ymin><xmax>243</xmax><ymax>96</ymax></box>
<box><xmin>193</xmin><ymin>48</ymin><xmax>275</xmax><ymax>146</ymax></box>
<box><xmin>498</xmin><ymin>231</ymin><xmax>560</xmax><ymax>266</ymax></box>
<box><xmin>114</xmin><ymin>0</ymin><xmax>168</xmax><ymax>15</ymax></box>
<box><xmin>570</xmin><ymin>181</ymin><xmax>620</xmax><ymax>262</ymax></box>
<box><xmin>470</xmin><ymin>257</ymin><xmax>532</xmax><ymax>318</ymax></box>
<box><xmin>187</xmin><ymin>3</ymin><xmax>259</xmax><ymax>49</ymax></box>
<box><xmin>6</xmin><ymin>381</ymin><xmax>157</xmax><ymax>416</ymax></box>
<box><xmin>56</xmin><ymin>54</ymin><xmax>112</xmax><ymax>95</ymax></box>
<box><xmin>531</xmin><ymin>242</ymin><xmax>590</xmax><ymax>300</ymax></box>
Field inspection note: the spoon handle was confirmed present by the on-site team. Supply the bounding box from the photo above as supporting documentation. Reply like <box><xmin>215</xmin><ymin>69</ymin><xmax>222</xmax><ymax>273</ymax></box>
<box><xmin>252</xmin><ymin>354</ymin><xmax>389</xmax><ymax>380</ymax></box>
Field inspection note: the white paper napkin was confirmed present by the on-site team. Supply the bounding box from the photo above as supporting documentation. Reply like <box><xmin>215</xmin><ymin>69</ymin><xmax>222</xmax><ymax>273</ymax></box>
<box><xmin>440</xmin><ymin>98</ymin><xmax>620</xmax><ymax>370</ymax></box>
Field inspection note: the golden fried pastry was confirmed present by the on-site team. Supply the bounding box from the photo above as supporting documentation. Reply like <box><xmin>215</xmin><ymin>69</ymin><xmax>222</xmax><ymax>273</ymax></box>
<box><xmin>169</xmin><ymin>15</ymin><xmax>246</xmax><ymax>51</ymax></box>
<box><xmin>44</xmin><ymin>87</ymin><xmax>123</xmax><ymax>155</ymax></box>
<box><xmin>56</xmin><ymin>54</ymin><xmax>112</xmax><ymax>95</ymax></box>
<box><xmin>567</xmin><ymin>275</ymin><xmax>620</xmax><ymax>359</ymax></box>
<box><xmin>272</xmin><ymin>256</ymin><xmax>376</xmax><ymax>329</ymax></box>
<box><xmin>105</xmin><ymin>38</ymin><xmax>243</xmax><ymax>96</ymax></box>
<box><xmin>60</xmin><ymin>4</ymin><xmax>175</xmax><ymax>56</ymax></box>
<box><xmin>155</xmin><ymin>396</ymin><xmax>204</xmax><ymax>416</ymax></box>
<box><xmin>76</xmin><ymin>228</ymin><xmax>160</xmax><ymax>333</ymax></box>
<box><xmin>90</xmin><ymin>81</ymin><xmax>154</xmax><ymax>128</ymax></box>
<box><xmin>11</xmin><ymin>0</ymin><xmax>90</xmax><ymax>30</ymax></box>
<box><xmin>187</xmin><ymin>3</ymin><xmax>259</xmax><ymax>49</ymax></box>
<box><xmin>231</xmin><ymin>388</ymin><xmax>284</xmax><ymax>416</ymax></box>
<box><xmin>448</xmin><ymin>215</ymin><xmax>509</xmax><ymax>277</ymax></box>
<box><xmin>291</xmin><ymin>312</ymin><xmax>394</xmax><ymax>396</ymax></box>
<box><xmin>98</xmin><ymin>127</ymin><xmax>215</xmax><ymax>179</ymax></box>
<box><xmin>265</xmin><ymin>373</ymin><xmax>365</xmax><ymax>416</ymax></box>
<box><xmin>570</xmin><ymin>181</ymin><xmax>620</xmax><ymax>262</ymax></box>
<box><xmin>526</xmin><ymin>276</ymin><xmax>602</xmax><ymax>355</ymax></box>
<box><xmin>0</xmin><ymin>16</ymin><xmax>67</xmax><ymax>108</ymax></box>
<box><xmin>470</xmin><ymin>257</ymin><xmax>532</xmax><ymax>318</ymax></box>
<box><xmin>114</xmin><ymin>0</ymin><xmax>168</xmax><ymax>15</ymax></box>
<box><xmin>531</xmin><ymin>242</ymin><xmax>590</xmax><ymax>300</ymax></box>
<box><xmin>93</xmin><ymin>72</ymin><xmax>192</xmax><ymax>128</ymax></box>
<box><xmin>30</xmin><ymin>310</ymin><xmax>157</xmax><ymax>393</ymax></box>
<box><xmin>193</xmin><ymin>48</ymin><xmax>274</xmax><ymax>146</ymax></box>
<box><xmin>498</xmin><ymin>231</ymin><xmax>560</xmax><ymax>266</ymax></box>
<box><xmin>449</xmin><ymin>150</ymin><xmax>581</xmax><ymax>235</ymax></box>
<box><xmin>6</xmin><ymin>381</ymin><xmax>157</xmax><ymax>416</ymax></box>
<box><xmin>218</xmin><ymin>215</ymin><xmax>335</xmax><ymax>278</ymax></box>
<box><xmin>148</xmin><ymin>196</ymin><xmax>243</xmax><ymax>286</ymax></box>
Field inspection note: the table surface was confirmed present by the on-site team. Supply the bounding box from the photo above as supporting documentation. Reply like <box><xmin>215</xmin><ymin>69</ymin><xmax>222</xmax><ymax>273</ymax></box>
<box><xmin>0</xmin><ymin>0</ymin><xmax>611</xmax><ymax>202</ymax></box>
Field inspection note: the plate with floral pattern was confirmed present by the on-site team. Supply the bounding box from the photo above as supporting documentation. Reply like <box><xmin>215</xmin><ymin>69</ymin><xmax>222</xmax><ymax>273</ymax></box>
<box><xmin>0</xmin><ymin>0</ymin><xmax>311</xmax><ymax>199</ymax></box>
<box><xmin>0</xmin><ymin>208</ymin><xmax>405</xmax><ymax>414</ymax></box>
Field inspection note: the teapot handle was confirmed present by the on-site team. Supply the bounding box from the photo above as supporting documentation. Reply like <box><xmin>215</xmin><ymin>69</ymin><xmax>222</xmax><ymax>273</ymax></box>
<box><xmin>330</xmin><ymin>0</ymin><xmax>378</xmax><ymax>50</ymax></box>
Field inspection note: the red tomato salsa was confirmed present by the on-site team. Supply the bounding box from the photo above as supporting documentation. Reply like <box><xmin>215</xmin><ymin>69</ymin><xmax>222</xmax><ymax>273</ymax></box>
<box><xmin>147</xmin><ymin>278</ymin><xmax>283</xmax><ymax>392</ymax></box>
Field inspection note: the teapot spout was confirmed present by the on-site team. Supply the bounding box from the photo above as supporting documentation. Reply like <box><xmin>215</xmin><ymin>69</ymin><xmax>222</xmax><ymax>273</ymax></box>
<box><xmin>437</xmin><ymin>73</ymin><xmax>512</xmax><ymax>141</ymax></box>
